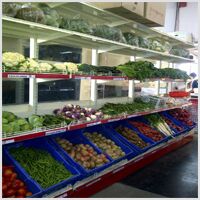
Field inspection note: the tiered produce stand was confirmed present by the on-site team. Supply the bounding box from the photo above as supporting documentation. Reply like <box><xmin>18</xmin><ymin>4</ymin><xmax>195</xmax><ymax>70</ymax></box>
<box><xmin>2</xmin><ymin>2</ymin><xmax>196</xmax><ymax>198</ymax></box>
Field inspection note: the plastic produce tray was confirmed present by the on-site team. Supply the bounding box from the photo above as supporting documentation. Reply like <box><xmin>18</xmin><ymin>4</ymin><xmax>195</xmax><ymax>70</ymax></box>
<box><xmin>127</xmin><ymin>116</ymin><xmax>169</xmax><ymax>145</ymax></box>
<box><xmin>3</xmin><ymin>149</ymin><xmax>42</xmax><ymax>198</ymax></box>
<box><xmin>82</xmin><ymin>124</ymin><xmax>136</xmax><ymax>161</ymax></box>
<box><xmin>160</xmin><ymin>112</ymin><xmax>189</xmax><ymax>136</ymax></box>
<box><xmin>4</xmin><ymin>138</ymin><xmax>81</xmax><ymax>196</ymax></box>
<box><xmin>104</xmin><ymin>120</ymin><xmax>155</xmax><ymax>153</ymax></box>
<box><xmin>165</xmin><ymin>110</ymin><xmax>197</xmax><ymax>130</ymax></box>
<box><xmin>48</xmin><ymin>129</ymin><xmax>114</xmax><ymax>177</ymax></box>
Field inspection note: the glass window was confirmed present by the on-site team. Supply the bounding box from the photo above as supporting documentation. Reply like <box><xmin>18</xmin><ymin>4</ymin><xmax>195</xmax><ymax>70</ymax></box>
<box><xmin>2</xmin><ymin>79</ymin><xmax>29</xmax><ymax>105</ymax></box>
<box><xmin>24</xmin><ymin>44</ymin><xmax>82</xmax><ymax>63</ymax></box>
<box><xmin>97</xmin><ymin>80</ymin><xmax>128</xmax><ymax>99</ymax></box>
<box><xmin>37</xmin><ymin>79</ymin><xmax>81</xmax><ymax>102</ymax></box>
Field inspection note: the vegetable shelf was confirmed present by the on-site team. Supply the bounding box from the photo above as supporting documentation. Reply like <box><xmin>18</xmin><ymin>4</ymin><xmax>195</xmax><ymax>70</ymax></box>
<box><xmin>3</xmin><ymin>16</ymin><xmax>194</xmax><ymax>63</ymax></box>
<box><xmin>2</xmin><ymin>102</ymin><xmax>192</xmax><ymax>145</ymax></box>
<box><xmin>2</xmin><ymin>72</ymin><xmax>188</xmax><ymax>82</ymax></box>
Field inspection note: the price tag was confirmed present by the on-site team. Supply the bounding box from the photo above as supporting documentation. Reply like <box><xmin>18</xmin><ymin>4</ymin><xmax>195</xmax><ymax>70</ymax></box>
<box><xmin>127</xmin><ymin>114</ymin><xmax>137</xmax><ymax>118</ymax></box>
<box><xmin>45</xmin><ymin>128</ymin><xmax>66</xmax><ymax>136</ymax></box>
<box><xmin>113</xmin><ymin>78</ymin><xmax>125</xmax><ymax>81</ymax></box>
<box><xmin>86</xmin><ymin>121</ymin><xmax>101</xmax><ymax>127</ymax></box>
<box><xmin>74</xmin><ymin>76</ymin><xmax>91</xmax><ymax>80</ymax></box>
<box><xmin>108</xmin><ymin>118</ymin><xmax>120</xmax><ymax>123</ymax></box>
<box><xmin>2</xmin><ymin>139</ymin><xmax>15</xmax><ymax>145</ymax></box>
<box><xmin>86</xmin><ymin>178</ymin><xmax>101</xmax><ymax>187</ymax></box>
<box><xmin>151</xmin><ymin>150</ymin><xmax>157</xmax><ymax>154</ymax></box>
<box><xmin>134</xmin><ymin>156</ymin><xmax>144</xmax><ymax>163</ymax></box>
<box><xmin>112</xmin><ymin>166</ymin><xmax>124</xmax><ymax>174</ymax></box>
<box><xmin>8</xmin><ymin>74</ymin><xmax>35</xmax><ymax>78</ymax></box>
<box><xmin>59</xmin><ymin>192</ymin><xmax>68</xmax><ymax>198</ymax></box>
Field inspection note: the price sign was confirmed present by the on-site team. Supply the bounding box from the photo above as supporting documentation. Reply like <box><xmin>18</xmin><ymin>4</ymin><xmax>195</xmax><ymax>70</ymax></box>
<box><xmin>113</xmin><ymin>77</ymin><xmax>125</xmax><ymax>81</ymax></box>
<box><xmin>45</xmin><ymin>128</ymin><xmax>66</xmax><ymax>136</ymax></box>
<box><xmin>108</xmin><ymin>118</ymin><xmax>120</xmax><ymax>123</ymax></box>
<box><xmin>74</xmin><ymin>76</ymin><xmax>91</xmax><ymax>80</ymax></box>
<box><xmin>2</xmin><ymin>139</ymin><xmax>15</xmax><ymax>145</ymax></box>
<box><xmin>8</xmin><ymin>74</ymin><xmax>35</xmax><ymax>78</ymax></box>
<box><xmin>86</xmin><ymin>121</ymin><xmax>101</xmax><ymax>127</ymax></box>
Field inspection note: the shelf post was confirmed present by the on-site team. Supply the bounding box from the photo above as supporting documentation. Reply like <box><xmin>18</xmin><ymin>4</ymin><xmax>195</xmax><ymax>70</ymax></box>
<box><xmin>91</xmin><ymin>49</ymin><xmax>98</xmax><ymax>106</ymax></box>
<box><xmin>128</xmin><ymin>80</ymin><xmax>135</xmax><ymax>101</ymax></box>
<box><xmin>128</xmin><ymin>56</ymin><xmax>136</xmax><ymax>101</ymax></box>
<box><xmin>155</xmin><ymin>60</ymin><xmax>161</xmax><ymax>95</ymax></box>
<box><xmin>29</xmin><ymin>37</ymin><xmax>38</xmax><ymax>114</ymax></box>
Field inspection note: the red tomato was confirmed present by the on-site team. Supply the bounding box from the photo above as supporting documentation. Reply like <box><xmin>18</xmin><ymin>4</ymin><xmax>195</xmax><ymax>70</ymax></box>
<box><xmin>2</xmin><ymin>184</ymin><xmax>8</xmax><ymax>194</ymax></box>
<box><xmin>3</xmin><ymin>169</ymin><xmax>13</xmax><ymax>179</ymax></box>
<box><xmin>26</xmin><ymin>192</ymin><xmax>33</xmax><ymax>197</ymax></box>
<box><xmin>4</xmin><ymin>188</ymin><xmax>15</xmax><ymax>197</ymax></box>
<box><xmin>15</xmin><ymin>195</ymin><xmax>25</xmax><ymax>198</ymax></box>
<box><xmin>10</xmin><ymin>172</ymin><xmax>17</xmax><ymax>181</ymax></box>
<box><xmin>6</xmin><ymin>181</ymin><xmax>12</xmax><ymax>188</ymax></box>
<box><xmin>12</xmin><ymin>179</ymin><xmax>21</xmax><ymax>190</ymax></box>
<box><xmin>19</xmin><ymin>180</ymin><xmax>25</xmax><ymax>187</ymax></box>
<box><xmin>17</xmin><ymin>188</ymin><xmax>27</xmax><ymax>196</ymax></box>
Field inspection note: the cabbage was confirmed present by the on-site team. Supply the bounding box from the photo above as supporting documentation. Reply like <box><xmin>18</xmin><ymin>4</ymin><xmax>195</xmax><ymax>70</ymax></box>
<box><xmin>3</xmin><ymin>118</ymin><xmax>8</xmax><ymax>124</ymax></box>
<box><xmin>3</xmin><ymin>124</ymin><xmax>14</xmax><ymax>133</ymax></box>
<box><xmin>16</xmin><ymin>118</ymin><xmax>28</xmax><ymax>126</ymax></box>
<box><xmin>2</xmin><ymin>111</ymin><xmax>16</xmax><ymax>122</ymax></box>
<box><xmin>28</xmin><ymin>115</ymin><xmax>44</xmax><ymax>128</ymax></box>
<box><xmin>20</xmin><ymin>123</ymin><xmax>32</xmax><ymax>131</ymax></box>
<box><xmin>10</xmin><ymin>122</ymin><xmax>20</xmax><ymax>132</ymax></box>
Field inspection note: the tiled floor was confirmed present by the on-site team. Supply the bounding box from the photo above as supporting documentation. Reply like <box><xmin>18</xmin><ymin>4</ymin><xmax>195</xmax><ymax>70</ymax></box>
<box><xmin>92</xmin><ymin>134</ymin><xmax>198</xmax><ymax>198</ymax></box>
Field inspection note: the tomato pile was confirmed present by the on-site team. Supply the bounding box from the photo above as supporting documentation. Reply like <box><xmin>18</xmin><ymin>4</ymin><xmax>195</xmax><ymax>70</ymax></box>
<box><xmin>128</xmin><ymin>121</ymin><xmax>165</xmax><ymax>142</ymax></box>
<box><xmin>168</xmin><ymin>108</ymin><xmax>194</xmax><ymax>127</ymax></box>
<box><xmin>3</xmin><ymin>166</ymin><xmax>32</xmax><ymax>198</ymax></box>
<box><xmin>161</xmin><ymin>115</ymin><xmax>183</xmax><ymax>132</ymax></box>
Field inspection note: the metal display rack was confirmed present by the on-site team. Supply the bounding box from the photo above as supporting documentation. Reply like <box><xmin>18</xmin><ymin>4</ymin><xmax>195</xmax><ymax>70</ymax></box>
<box><xmin>2</xmin><ymin>2</ymin><xmax>196</xmax><ymax>198</ymax></box>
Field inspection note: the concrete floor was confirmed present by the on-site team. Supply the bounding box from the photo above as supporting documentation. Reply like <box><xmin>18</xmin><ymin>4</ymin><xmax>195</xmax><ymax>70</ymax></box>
<box><xmin>92</xmin><ymin>134</ymin><xmax>198</xmax><ymax>198</ymax></box>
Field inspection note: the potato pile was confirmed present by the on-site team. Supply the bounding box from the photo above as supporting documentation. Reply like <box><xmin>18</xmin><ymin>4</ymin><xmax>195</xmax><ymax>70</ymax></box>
<box><xmin>115</xmin><ymin>126</ymin><xmax>150</xmax><ymax>149</ymax></box>
<box><xmin>55</xmin><ymin>137</ymin><xmax>109</xmax><ymax>170</ymax></box>
<box><xmin>84</xmin><ymin>132</ymin><xmax>126</xmax><ymax>159</ymax></box>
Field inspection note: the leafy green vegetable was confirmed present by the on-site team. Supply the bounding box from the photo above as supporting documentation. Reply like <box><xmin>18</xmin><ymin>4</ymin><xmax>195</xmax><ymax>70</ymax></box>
<box><xmin>3</xmin><ymin>118</ymin><xmax>8</xmax><ymax>124</ymax></box>
<box><xmin>92</xmin><ymin>25</ymin><xmax>126</xmax><ymax>43</ymax></box>
<box><xmin>100</xmin><ymin>100</ymin><xmax>155</xmax><ymax>116</ymax></box>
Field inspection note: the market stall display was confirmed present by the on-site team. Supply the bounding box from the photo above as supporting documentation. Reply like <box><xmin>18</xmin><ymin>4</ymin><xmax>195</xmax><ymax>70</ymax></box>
<box><xmin>2</xmin><ymin>2</ymin><xmax>196</xmax><ymax>198</ymax></box>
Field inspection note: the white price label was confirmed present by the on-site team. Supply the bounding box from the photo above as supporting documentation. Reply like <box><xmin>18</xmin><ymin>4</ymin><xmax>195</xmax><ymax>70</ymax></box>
<box><xmin>74</xmin><ymin>76</ymin><xmax>91</xmax><ymax>80</ymax></box>
<box><xmin>134</xmin><ymin>156</ymin><xmax>144</xmax><ymax>162</ymax></box>
<box><xmin>113</xmin><ymin>78</ymin><xmax>125</xmax><ymax>81</ymax></box>
<box><xmin>127</xmin><ymin>114</ymin><xmax>137</xmax><ymax>118</ymax></box>
<box><xmin>108</xmin><ymin>118</ymin><xmax>120</xmax><ymax>123</ymax></box>
<box><xmin>112</xmin><ymin>166</ymin><xmax>125</xmax><ymax>174</ymax></box>
<box><xmin>3</xmin><ymin>139</ymin><xmax>15</xmax><ymax>145</ymax></box>
<box><xmin>8</xmin><ymin>74</ymin><xmax>35</xmax><ymax>78</ymax></box>
<box><xmin>86</xmin><ymin>178</ymin><xmax>101</xmax><ymax>187</ymax></box>
<box><xmin>45</xmin><ymin>128</ymin><xmax>66</xmax><ymax>136</ymax></box>
<box><xmin>86</xmin><ymin>121</ymin><xmax>101</xmax><ymax>127</ymax></box>
<box><xmin>59</xmin><ymin>192</ymin><xmax>68</xmax><ymax>198</ymax></box>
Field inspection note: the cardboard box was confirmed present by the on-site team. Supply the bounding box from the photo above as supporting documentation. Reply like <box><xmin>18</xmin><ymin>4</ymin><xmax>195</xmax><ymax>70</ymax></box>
<box><xmin>144</xmin><ymin>3</ymin><xmax>166</xmax><ymax>26</ymax></box>
<box><xmin>90</xmin><ymin>2</ymin><xmax>144</xmax><ymax>18</ymax></box>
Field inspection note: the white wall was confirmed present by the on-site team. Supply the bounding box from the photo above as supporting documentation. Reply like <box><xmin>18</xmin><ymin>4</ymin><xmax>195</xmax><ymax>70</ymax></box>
<box><xmin>179</xmin><ymin>2</ymin><xmax>198</xmax><ymax>42</ymax></box>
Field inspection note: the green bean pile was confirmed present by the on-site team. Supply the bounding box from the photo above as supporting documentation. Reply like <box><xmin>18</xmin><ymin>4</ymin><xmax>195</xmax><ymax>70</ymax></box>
<box><xmin>10</xmin><ymin>147</ymin><xmax>72</xmax><ymax>189</ymax></box>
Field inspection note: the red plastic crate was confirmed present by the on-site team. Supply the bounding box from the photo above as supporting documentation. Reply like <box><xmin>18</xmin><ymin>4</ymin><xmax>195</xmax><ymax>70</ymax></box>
<box><xmin>169</xmin><ymin>91</ymin><xmax>190</xmax><ymax>98</ymax></box>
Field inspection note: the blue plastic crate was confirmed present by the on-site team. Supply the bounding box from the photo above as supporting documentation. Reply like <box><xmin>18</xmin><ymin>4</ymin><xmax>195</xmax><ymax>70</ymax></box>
<box><xmin>4</xmin><ymin>138</ymin><xmax>81</xmax><ymax>196</ymax></box>
<box><xmin>105</xmin><ymin>120</ymin><xmax>155</xmax><ymax>153</ymax></box>
<box><xmin>3</xmin><ymin>149</ymin><xmax>43</xmax><ymax>198</ymax></box>
<box><xmin>160</xmin><ymin>112</ymin><xmax>189</xmax><ymax>136</ymax></box>
<box><xmin>165</xmin><ymin>111</ymin><xmax>197</xmax><ymax>131</ymax></box>
<box><xmin>48</xmin><ymin>129</ymin><xmax>114</xmax><ymax>177</ymax></box>
<box><xmin>127</xmin><ymin>116</ymin><xmax>169</xmax><ymax>145</ymax></box>
<box><xmin>81</xmin><ymin>124</ymin><xmax>137</xmax><ymax>161</ymax></box>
